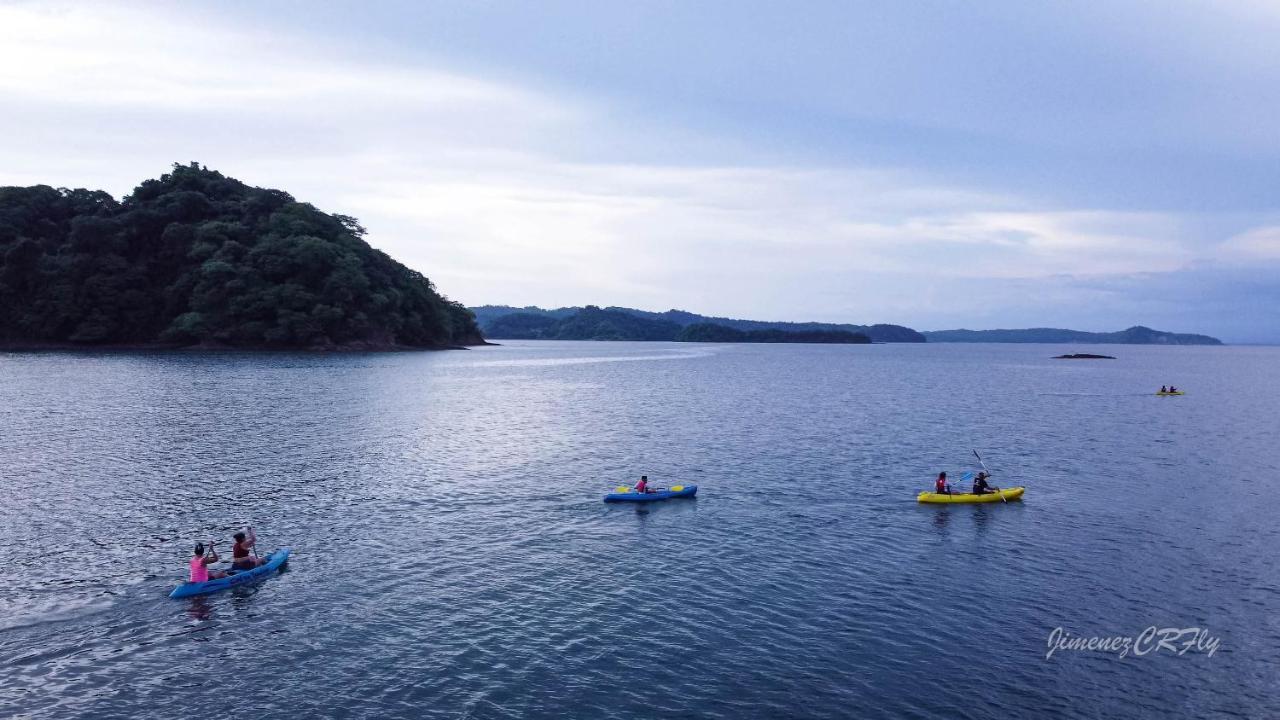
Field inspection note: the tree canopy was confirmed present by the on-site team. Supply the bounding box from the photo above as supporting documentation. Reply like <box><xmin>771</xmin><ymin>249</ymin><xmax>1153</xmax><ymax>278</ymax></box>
<box><xmin>484</xmin><ymin>308</ymin><xmax>871</xmax><ymax>343</ymax></box>
<box><xmin>0</xmin><ymin>163</ymin><xmax>481</xmax><ymax>349</ymax></box>
<box><xmin>676</xmin><ymin>323</ymin><xmax>870</xmax><ymax>344</ymax></box>
<box><xmin>474</xmin><ymin>304</ymin><xmax>925</xmax><ymax>342</ymax></box>
<box><xmin>485</xmin><ymin>306</ymin><xmax>681</xmax><ymax>340</ymax></box>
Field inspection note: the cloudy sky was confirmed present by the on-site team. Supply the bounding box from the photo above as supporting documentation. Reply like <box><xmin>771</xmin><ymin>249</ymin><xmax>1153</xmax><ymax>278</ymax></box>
<box><xmin>3</xmin><ymin>1</ymin><xmax>1278</xmax><ymax>341</ymax></box>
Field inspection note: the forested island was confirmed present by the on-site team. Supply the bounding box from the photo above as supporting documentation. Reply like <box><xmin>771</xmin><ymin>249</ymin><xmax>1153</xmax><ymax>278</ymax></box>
<box><xmin>922</xmin><ymin>326</ymin><xmax>1221</xmax><ymax>345</ymax></box>
<box><xmin>473</xmin><ymin>305</ymin><xmax>922</xmax><ymax>342</ymax></box>
<box><xmin>476</xmin><ymin>306</ymin><xmax>1223</xmax><ymax>346</ymax></box>
<box><xmin>677</xmin><ymin>323</ymin><xmax>868</xmax><ymax>343</ymax></box>
<box><xmin>0</xmin><ymin>164</ymin><xmax>482</xmax><ymax>350</ymax></box>
<box><xmin>478</xmin><ymin>306</ymin><xmax>870</xmax><ymax>343</ymax></box>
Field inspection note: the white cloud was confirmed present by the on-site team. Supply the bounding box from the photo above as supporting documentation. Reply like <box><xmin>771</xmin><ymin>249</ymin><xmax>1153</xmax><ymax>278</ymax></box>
<box><xmin>1218</xmin><ymin>226</ymin><xmax>1280</xmax><ymax>262</ymax></box>
<box><xmin>0</xmin><ymin>4</ymin><xmax>564</xmax><ymax>118</ymax></box>
<box><xmin>0</xmin><ymin>2</ymin><xmax>1261</xmax><ymax>333</ymax></box>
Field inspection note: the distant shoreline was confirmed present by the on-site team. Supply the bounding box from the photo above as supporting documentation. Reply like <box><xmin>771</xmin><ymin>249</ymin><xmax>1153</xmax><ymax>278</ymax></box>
<box><xmin>921</xmin><ymin>325</ymin><xmax>1221</xmax><ymax>345</ymax></box>
<box><xmin>0</xmin><ymin>340</ymin><xmax>493</xmax><ymax>353</ymax></box>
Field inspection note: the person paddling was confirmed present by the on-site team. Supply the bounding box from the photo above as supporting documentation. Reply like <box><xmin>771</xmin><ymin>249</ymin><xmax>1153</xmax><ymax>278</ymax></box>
<box><xmin>230</xmin><ymin>528</ymin><xmax>267</xmax><ymax>571</ymax></box>
<box><xmin>634</xmin><ymin>475</ymin><xmax>652</xmax><ymax>494</ymax></box>
<box><xmin>190</xmin><ymin>542</ymin><xmax>226</xmax><ymax>582</ymax></box>
<box><xmin>934</xmin><ymin>471</ymin><xmax>950</xmax><ymax>495</ymax></box>
<box><xmin>972</xmin><ymin>471</ymin><xmax>997</xmax><ymax>495</ymax></box>
<box><xmin>1160</xmin><ymin>385</ymin><xmax>1168</xmax><ymax>393</ymax></box>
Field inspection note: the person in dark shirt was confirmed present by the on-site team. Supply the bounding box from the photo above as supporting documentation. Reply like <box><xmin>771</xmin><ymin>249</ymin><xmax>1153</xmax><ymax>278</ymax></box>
<box><xmin>230</xmin><ymin>528</ymin><xmax>267</xmax><ymax>571</ymax></box>
<box><xmin>972</xmin><ymin>472</ymin><xmax>997</xmax><ymax>495</ymax></box>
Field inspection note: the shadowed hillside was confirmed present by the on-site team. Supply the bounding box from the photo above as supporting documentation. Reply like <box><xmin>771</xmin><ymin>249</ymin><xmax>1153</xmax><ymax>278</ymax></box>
<box><xmin>473</xmin><ymin>304</ymin><xmax>923</xmax><ymax>342</ymax></box>
<box><xmin>0</xmin><ymin>164</ymin><xmax>482</xmax><ymax>350</ymax></box>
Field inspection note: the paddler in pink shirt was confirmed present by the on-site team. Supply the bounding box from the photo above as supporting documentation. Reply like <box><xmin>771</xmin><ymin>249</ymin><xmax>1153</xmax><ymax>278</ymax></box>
<box><xmin>189</xmin><ymin>542</ymin><xmax>227</xmax><ymax>582</ymax></box>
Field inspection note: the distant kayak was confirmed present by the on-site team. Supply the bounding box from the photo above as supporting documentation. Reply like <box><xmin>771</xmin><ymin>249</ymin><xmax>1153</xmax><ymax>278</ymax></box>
<box><xmin>169</xmin><ymin>548</ymin><xmax>290</xmax><ymax>598</ymax></box>
<box><xmin>604</xmin><ymin>484</ymin><xmax>697</xmax><ymax>503</ymax></box>
<box><xmin>1155</xmin><ymin>391</ymin><xmax>1185</xmax><ymax>396</ymax></box>
<box><xmin>917</xmin><ymin>487</ymin><xmax>1025</xmax><ymax>504</ymax></box>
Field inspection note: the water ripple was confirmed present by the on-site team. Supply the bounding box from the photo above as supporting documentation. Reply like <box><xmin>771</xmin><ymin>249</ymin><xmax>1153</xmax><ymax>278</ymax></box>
<box><xmin>1</xmin><ymin>342</ymin><xmax>1277</xmax><ymax>718</ymax></box>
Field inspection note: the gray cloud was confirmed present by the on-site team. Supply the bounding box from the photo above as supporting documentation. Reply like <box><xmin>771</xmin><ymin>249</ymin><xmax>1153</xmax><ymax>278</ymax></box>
<box><xmin>2</xmin><ymin>3</ymin><xmax>1277</xmax><ymax>342</ymax></box>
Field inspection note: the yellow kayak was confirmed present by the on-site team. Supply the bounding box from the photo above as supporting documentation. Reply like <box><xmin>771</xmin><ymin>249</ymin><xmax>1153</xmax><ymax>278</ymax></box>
<box><xmin>917</xmin><ymin>486</ymin><xmax>1025</xmax><ymax>504</ymax></box>
<box><xmin>1155</xmin><ymin>391</ymin><xmax>1185</xmax><ymax>396</ymax></box>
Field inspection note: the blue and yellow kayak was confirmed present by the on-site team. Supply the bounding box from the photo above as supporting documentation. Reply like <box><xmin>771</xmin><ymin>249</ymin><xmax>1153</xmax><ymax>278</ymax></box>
<box><xmin>604</xmin><ymin>484</ymin><xmax>698</xmax><ymax>503</ymax></box>
<box><xmin>917</xmin><ymin>487</ymin><xmax>1025</xmax><ymax>504</ymax></box>
<box><xmin>169</xmin><ymin>548</ymin><xmax>290</xmax><ymax>598</ymax></box>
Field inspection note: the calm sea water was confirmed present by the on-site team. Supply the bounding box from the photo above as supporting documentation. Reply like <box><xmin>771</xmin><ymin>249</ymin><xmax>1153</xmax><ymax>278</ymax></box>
<box><xmin>1</xmin><ymin>341</ymin><xmax>1277</xmax><ymax>719</ymax></box>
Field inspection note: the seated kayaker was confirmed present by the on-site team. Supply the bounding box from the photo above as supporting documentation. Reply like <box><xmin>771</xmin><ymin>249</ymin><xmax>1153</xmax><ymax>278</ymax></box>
<box><xmin>934</xmin><ymin>472</ymin><xmax>950</xmax><ymax>495</ymax></box>
<box><xmin>1160</xmin><ymin>386</ymin><xmax>1168</xmax><ymax>393</ymax></box>
<box><xmin>230</xmin><ymin>528</ymin><xmax>267</xmax><ymax>571</ymax></box>
<box><xmin>1169</xmin><ymin>386</ymin><xmax>1177</xmax><ymax>393</ymax></box>
<box><xmin>972</xmin><ymin>472</ymin><xmax>996</xmax><ymax>495</ymax></box>
<box><xmin>634</xmin><ymin>475</ymin><xmax>652</xmax><ymax>493</ymax></box>
<box><xmin>190</xmin><ymin>542</ymin><xmax>227</xmax><ymax>582</ymax></box>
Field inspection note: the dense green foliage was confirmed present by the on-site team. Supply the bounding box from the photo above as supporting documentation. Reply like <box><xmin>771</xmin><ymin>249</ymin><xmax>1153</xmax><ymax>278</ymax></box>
<box><xmin>473</xmin><ymin>305</ymin><xmax>925</xmax><ymax>342</ymax></box>
<box><xmin>483</xmin><ymin>309</ymin><xmax>871</xmax><ymax>343</ymax></box>
<box><xmin>553</xmin><ymin>307</ymin><xmax>681</xmax><ymax>340</ymax></box>
<box><xmin>0</xmin><ymin>164</ymin><xmax>481</xmax><ymax>349</ymax></box>
<box><xmin>483</xmin><ymin>312</ymin><xmax>562</xmax><ymax>339</ymax></box>
<box><xmin>922</xmin><ymin>326</ymin><xmax>1221</xmax><ymax>345</ymax></box>
<box><xmin>486</xmin><ymin>306</ymin><xmax>680</xmax><ymax>340</ymax></box>
<box><xmin>471</xmin><ymin>305</ymin><xmax>577</xmax><ymax>328</ymax></box>
<box><xmin>676</xmin><ymin>323</ymin><xmax>870</xmax><ymax>343</ymax></box>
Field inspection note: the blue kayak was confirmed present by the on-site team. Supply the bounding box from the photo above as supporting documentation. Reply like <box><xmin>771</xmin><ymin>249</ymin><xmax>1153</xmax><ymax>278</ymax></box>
<box><xmin>169</xmin><ymin>548</ymin><xmax>290</xmax><ymax>599</ymax></box>
<box><xmin>604</xmin><ymin>484</ymin><xmax>698</xmax><ymax>503</ymax></box>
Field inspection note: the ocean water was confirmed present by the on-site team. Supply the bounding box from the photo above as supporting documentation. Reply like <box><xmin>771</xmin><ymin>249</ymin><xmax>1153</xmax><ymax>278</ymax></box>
<box><xmin>1</xmin><ymin>341</ymin><xmax>1277</xmax><ymax>719</ymax></box>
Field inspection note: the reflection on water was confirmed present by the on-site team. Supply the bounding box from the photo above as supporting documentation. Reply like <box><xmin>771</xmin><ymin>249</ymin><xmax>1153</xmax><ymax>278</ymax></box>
<box><xmin>931</xmin><ymin>507</ymin><xmax>951</xmax><ymax>533</ymax></box>
<box><xmin>462</xmin><ymin>347</ymin><xmax>718</xmax><ymax>368</ymax></box>
<box><xmin>2</xmin><ymin>341</ymin><xmax>1278</xmax><ymax>719</ymax></box>
<box><xmin>185</xmin><ymin>597</ymin><xmax>214</xmax><ymax>623</ymax></box>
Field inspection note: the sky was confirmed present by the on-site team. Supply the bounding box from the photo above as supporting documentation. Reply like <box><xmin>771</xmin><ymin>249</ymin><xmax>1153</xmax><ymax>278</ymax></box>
<box><xmin>2</xmin><ymin>1</ymin><xmax>1278</xmax><ymax>342</ymax></box>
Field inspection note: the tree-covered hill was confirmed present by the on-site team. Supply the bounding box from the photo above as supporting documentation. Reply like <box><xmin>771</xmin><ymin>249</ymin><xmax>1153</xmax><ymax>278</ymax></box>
<box><xmin>471</xmin><ymin>304</ymin><xmax>577</xmax><ymax>328</ymax></box>
<box><xmin>484</xmin><ymin>312</ymin><xmax>564</xmax><ymax>339</ymax></box>
<box><xmin>922</xmin><ymin>326</ymin><xmax>1221</xmax><ymax>345</ymax></box>
<box><xmin>676</xmin><ymin>323</ymin><xmax>870</xmax><ymax>343</ymax></box>
<box><xmin>486</xmin><ymin>306</ymin><xmax>681</xmax><ymax>340</ymax></box>
<box><xmin>473</xmin><ymin>304</ymin><xmax>925</xmax><ymax>342</ymax></box>
<box><xmin>484</xmin><ymin>308</ymin><xmax>873</xmax><ymax>343</ymax></box>
<box><xmin>0</xmin><ymin>164</ymin><xmax>482</xmax><ymax>349</ymax></box>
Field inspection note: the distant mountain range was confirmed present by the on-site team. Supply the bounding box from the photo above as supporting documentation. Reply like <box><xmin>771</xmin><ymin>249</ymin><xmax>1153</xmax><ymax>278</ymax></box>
<box><xmin>471</xmin><ymin>305</ymin><xmax>924</xmax><ymax>343</ymax></box>
<box><xmin>471</xmin><ymin>306</ymin><xmax>1224</xmax><ymax>346</ymax></box>
<box><xmin>922</xmin><ymin>326</ymin><xmax>1222</xmax><ymax>345</ymax></box>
